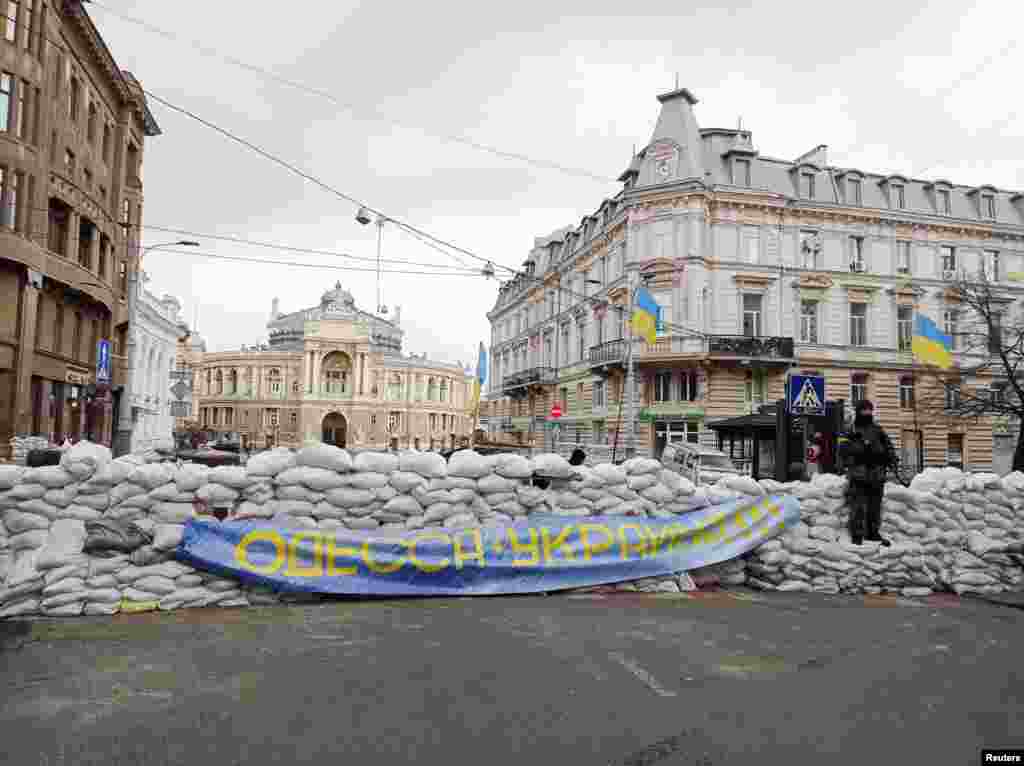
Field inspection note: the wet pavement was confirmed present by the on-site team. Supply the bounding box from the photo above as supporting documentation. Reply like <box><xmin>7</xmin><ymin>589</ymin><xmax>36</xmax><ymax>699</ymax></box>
<box><xmin>1</xmin><ymin>589</ymin><xmax>1022</xmax><ymax>765</ymax></box>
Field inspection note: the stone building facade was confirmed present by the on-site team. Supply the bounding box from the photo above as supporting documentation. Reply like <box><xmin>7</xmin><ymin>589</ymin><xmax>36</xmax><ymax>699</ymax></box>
<box><xmin>119</xmin><ymin>273</ymin><xmax>183</xmax><ymax>453</ymax></box>
<box><xmin>192</xmin><ymin>284</ymin><xmax>475</xmax><ymax>450</ymax></box>
<box><xmin>0</xmin><ymin>0</ymin><xmax>158</xmax><ymax>456</ymax></box>
<box><xmin>483</xmin><ymin>87</ymin><xmax>1024</xmax><ymax>473</ymax></box>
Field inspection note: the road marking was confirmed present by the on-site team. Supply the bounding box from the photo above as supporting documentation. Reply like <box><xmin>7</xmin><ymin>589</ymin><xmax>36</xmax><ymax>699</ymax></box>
<box><xmin>608</xmin><ymin>652</ymin><xmax>677</xmax><ymax>697</ymax></box>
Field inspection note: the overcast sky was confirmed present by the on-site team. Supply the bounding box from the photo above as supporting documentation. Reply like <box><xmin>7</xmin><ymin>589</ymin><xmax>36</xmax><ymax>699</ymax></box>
<box><xmin>90</xmin><ymin>0</ymin><xmax>1022</xmax><ymax>364</ymax></box>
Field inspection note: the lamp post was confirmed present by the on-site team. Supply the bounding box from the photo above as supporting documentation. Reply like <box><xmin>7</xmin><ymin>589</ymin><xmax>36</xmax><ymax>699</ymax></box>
<box><xmin>355</xmin><ymin>207</ymin><xmax>391</xmax><ymax>315</ymax></box>
<box><xmin>117</xmin><ymin>239</ymin><xmax>200</xmax><ymax>456</ymax></box>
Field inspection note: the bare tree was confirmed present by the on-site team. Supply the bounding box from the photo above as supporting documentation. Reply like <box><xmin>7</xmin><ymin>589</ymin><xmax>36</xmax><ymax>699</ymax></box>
<box><xmin>915</xmin><ymin>266</ymin><xmax>1024</xmax><ymax>471</ymax></box>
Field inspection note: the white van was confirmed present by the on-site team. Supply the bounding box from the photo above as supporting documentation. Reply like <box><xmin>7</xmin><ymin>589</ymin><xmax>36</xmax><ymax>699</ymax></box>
<box><xmin>661</xmin><ymin>443</ymin><xmax>739</xmax><ymax>486</ymax></box>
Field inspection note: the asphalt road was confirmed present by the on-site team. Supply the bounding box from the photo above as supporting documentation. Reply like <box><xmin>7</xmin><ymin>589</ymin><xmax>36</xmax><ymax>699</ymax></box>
<box><xmin>1</xmin><ymin>590</ymin><xmax>1021</xmax><ymax>765</ymax></box>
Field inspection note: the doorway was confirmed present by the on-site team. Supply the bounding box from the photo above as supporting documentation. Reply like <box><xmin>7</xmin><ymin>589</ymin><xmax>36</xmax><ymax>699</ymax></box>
<box><xmin>322</xmin><ymin>412</ymin><xmax>347</xmax><ymax>447</ymax></box>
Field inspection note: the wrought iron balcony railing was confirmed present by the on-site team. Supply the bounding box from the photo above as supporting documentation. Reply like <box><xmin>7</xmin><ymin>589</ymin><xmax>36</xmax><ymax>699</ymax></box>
<box><xmin>706</xmin><ymin>335</ymin><xmax>795</xmax><ymax>360</ymax></box>
<box><xmin>588</xmin><ymin>339</ymin><xmax>626</xmax><ymax>366</ymax></box>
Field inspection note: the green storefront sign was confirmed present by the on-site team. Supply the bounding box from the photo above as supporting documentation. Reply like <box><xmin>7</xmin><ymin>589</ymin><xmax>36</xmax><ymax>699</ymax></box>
<box><xmin>639</xmin><ymin>405</ymin><xmax>706</xmax><ymax>422</ymax></box>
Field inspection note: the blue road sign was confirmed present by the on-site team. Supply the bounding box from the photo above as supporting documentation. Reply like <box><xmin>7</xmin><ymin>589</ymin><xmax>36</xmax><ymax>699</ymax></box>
<box><xmin>96</xmin><ymin>339</ymin><xmax>111</xmax><ymax>384</ymax></box>
<box><xmin>787</xmin><ymin>374</ymin><xmax>825</xmax><ymax>416</ymax></box>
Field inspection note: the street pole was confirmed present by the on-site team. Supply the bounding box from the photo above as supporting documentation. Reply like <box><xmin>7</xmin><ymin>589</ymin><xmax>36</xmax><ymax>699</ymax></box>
<box><xmin>625</xmin><ymin>270</ymin><xmax>637</xmax><ymax>460</ymax></box>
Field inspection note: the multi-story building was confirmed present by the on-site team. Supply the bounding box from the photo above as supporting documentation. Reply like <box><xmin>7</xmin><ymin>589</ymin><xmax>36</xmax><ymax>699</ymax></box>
<box><xmin>171</xmin><ymin>324</ymin><xmax>205</xmax><ymax>444</ymax></box>
<box><xmin>0</xmin><ymin>0</ymin><xmax>159</xmax><ymax>456</ymax></box>
<box><xmin>484</xmin><ymin>86</ymin><xmax>1024</xmax><ymax>473</ymax></box>
<box><xmin>120</xmin><ymin>273</ymin><xmax>183</xmax><ymax>453</ymax></box>
<box><xmin>192</xmin><ymin>283</ymin><xmax>476</xmax><ymax>450</ymax></box>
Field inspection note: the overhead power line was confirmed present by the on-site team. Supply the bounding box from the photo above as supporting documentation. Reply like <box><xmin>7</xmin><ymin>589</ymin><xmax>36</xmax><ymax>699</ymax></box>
<box><xmin>87</xmin><ymin>0</ymin><xmax>619</xmax><ymax>186</ymax></box>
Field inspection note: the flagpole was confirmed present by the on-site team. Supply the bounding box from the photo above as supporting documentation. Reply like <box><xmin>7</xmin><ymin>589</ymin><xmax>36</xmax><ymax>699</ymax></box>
<box><xmin>625</xmin><ymin>270</ymin><xmax>638</xmax><ymax>460</ymax></box>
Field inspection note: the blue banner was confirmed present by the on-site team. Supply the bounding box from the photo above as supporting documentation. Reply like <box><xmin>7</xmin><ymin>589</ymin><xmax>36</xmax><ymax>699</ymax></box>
<box><xmin>175</xmin><ymin>495</ymin><xmax>800</xmax><ymax>597</ymax></box>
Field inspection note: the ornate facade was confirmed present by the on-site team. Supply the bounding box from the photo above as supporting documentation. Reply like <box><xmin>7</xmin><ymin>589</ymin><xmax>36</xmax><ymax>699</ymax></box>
<box><xmin>192</xmin><ymin>284</ymin><xmax>475</xmax><ymax>450</ymax></box>
<box><xmin>0</xmin><ymin>1</ymin><xmax>158</xmax><ymax>456</ymax></box>
<box><xmin>484</xmin><ymin>87</ymin><xmax>1024</xmax><ymax>472</ymax></box>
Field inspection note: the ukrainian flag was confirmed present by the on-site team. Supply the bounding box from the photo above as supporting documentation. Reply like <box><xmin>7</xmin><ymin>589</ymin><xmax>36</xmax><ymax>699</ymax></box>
<box><xmin>631</xmin><ymin>287</ymin><xmax>659</xmax><ymax>345</ymax></box>
<box><xmin>912</xmin><ymin>314</ymin><xmax>953</xmax><ymax>369</ymax></box>
<box><xmin>468</xmin><ymin>343</ymin><xmax>486</xmax><ymax>415</ymax></box>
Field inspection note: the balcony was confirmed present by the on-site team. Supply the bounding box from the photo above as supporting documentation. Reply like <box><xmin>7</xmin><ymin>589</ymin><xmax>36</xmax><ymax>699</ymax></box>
<box><xmin>706</xmin><ymin>335</ymin><xmax>795</xmax><ymax>363</ymax></box>
<box><xmin>501</xmin><ymin>367</ymin><xmax>556</xmax><ymax>398</ymax></box>
<box><xmin>589</xmin><ymin>339</ymin><xmax>626</xmax><ymax>370</ymax></box>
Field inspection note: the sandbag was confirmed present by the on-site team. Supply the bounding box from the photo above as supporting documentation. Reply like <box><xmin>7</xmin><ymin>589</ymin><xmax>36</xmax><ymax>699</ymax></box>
<box><xmin>196</xmin><ymin>483</ymin><xmax>240</xmax><ymax>504</ymax></box>
<box><xmin>276</xmin><ymin>467</ymin><xmax>348</xmax><ymax>492</ymax></box>
<box><xmin>4</xmin><ymin>510</ymin><xmax>51</xmax><ymax>534</ymax></box>
<box><xmin>277</xmin><ymin>485</ymin><xmax>323</xmax><ymax>503</ymax></box>
<box><xmin>323</xmin><ymin>488</ymin><xmax>376</xmax><ymax>509</ymax></box>
<box><xmin>60</xmin><ymin>442</ymin><xmax>112</xmax><ymax>480</ymax></box>
<box><xmin>347</xmin><ymin>472</ymin><xmax>391</xmax><ymax>490</ymax></box>
<box><xmin>477</xmin><ymin>474</ymin><xmax>519</xmax><ymax>494</ymax></box>
<box><xmin>384</xmin><ymin>495</ymin><xmax>424</xmax><ymax>516</ymax></box>
<box><xmin>73</xmin><ymin>493</ymin><xmax>110</xmax><ymax>512</ymax></box>
<box><xmin>43</xmin><ymin>486</ymin><xmax>80</xmax><ymax>508</ymax></box>
<box><xmin>245</xmin><ymin>448</ymin><xmax>297</xmax><ymax>478</ymax></box>
<box><xmin>7</xmin><ymin>483</ymin><xmax>46</xmax><ymax>501</ymax></box>
<box><xmin>83</xmin><ymin>519</ymin><xmax>153</xmax><ymax>555</ymax></box>
<box><xmin>389</xmin><ymin>471</ymin><xmax>427</xmax><ymax>493</ymax></box>
<box><xmin>447</xmin><ymin>450</ymin><xmax>493</xmax><ymax>479</ymax></box>
<box><xmin>152</xmin><ymin>524</ymin><xmax>185</xmax><ymax>552</ymax></box>
<box><xmin>27</xmin><ymin>466</ymin><xmax>75</xmax><ymax>489</ymax></box>
<box><xmin>346</xmin><ymin>517</ymin><xmax>380</xmax><ymax>530</ymax></box>
<box><xmin>592</xmin><ymin>463</ymin><xmax>628</xmax><ymax>486</ymax></box>
<box><xmin>128</xmin><ymin>463</ymin><xmax>175</xmax><ymax>491</ymax></box>
<box><xmin>0</xmin><ymin>598</ymin><xmax>40</xmax><ymax>618</ymax></box>
<box><xmin>111</xmin><ymin>482</ymin><xmax>147</xmax><ymax>504</ymax></box>
<box><xmin>640</xmin><ymin>484</ymin><xmax>673</xmax><ymax>505</ymax></box>
<box><xmin>18</xmin><ymin>499</ymin><xmax>62</xmax><ymax>521</ymax></box>
<box><xmin>493</xmin><ymin>453</ymin><xmax>533</xmax><ymax>479</ymax></box>
<box><xmin>35</xmin><ymin>520</ymin><xmax>86</xmax><ymax>570</ymax></box>
<box><xmin>150</xmin><ymin>484</ymin><xmax>196</xmax><ymax>503</ymax></box>
<box><xmin>153</xmin><ymin>503</ymin><xmax>196</xmax><ymax>524</ymax></box>
<box><xmin>276</xmin><ymin>500</ymin><xmax>317</xmax><ymax>517</ymax></box>
<box><xmin>622</xmin><ymin>458</ymin><xmax>661</xmax><ymax>475</ymax></box>
<box><xmin>133</xmin><ymin>575</ymin><xmax>178</xmax><ymax>596</ymax></box>
<box><xmin>235</xmin><ymin>501</ymin><xmax>276</xmax><ymax>519</ymax></box>
<box><xmin>296</xmin><ymin>443</ymin><xmax>352</xmax><ymax>473</ymax></box>
<box><xmin>352</xmin><ymin>451</ymin><xmax>399</xmax><ymax>474</ymax></box>
<box><xmin>209</xmin><ymin>465</ymin><xmax>253</xmax><ymax>490</ymax></box>
<box><xmin>532</xmin><ymin>453</ymin><xmax>572</xmax><ymax>478</ymax></box>
<box><xmin>175</xmin><ymin>464</ymin><xmax>210</xmax><ymax>492</ymax></box>
<box><xmin>0</xmin><ymin>465</ymin><xmax>25</xmax><ymax>489</ymax></box>
<box><xmin>398</xmin><ymin>451</ymin><xmax>447</xmax><ymax>479</ymax></box>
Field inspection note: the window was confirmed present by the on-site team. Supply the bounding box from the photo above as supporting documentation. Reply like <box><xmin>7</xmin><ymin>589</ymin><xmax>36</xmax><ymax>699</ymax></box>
<box><xmin>733</xmin><ymin>158</ymin><xmax>751</xmax><ymax>186</ymax></box>
<box><xmin>387</xmin><ymin>412</ymin><xmax>400</xmax><ymax>433</ymax></box>
<box><xmin>896</xmin><ymin>241</ymin><xmax>911</xmax><ymax>275</ymax></box>
<box><xmin>69</xmin><ymin>77</ymin><xmax>80</xmax><ymax>121</ymax></box>
<box><xmin>593</xmin><ymin>420</ymin><xmax>606</xmax><ymax>445</ymax></box>
<box><xmin>653</xmin><ymin>372</ymin><xmax>672</xmax><ymax>403</ymax></box>
<box><xmin>15</xmin><ymin>77</ymin><xmax>26</xmax><ymax>139</ymax></box>
<box><xmin>290</xmin><ymin>412</ymin><xmax>298</xmax><ymax>427</ymax></box>
<box><xmin>744</xmin><ymin>225</ymin><xmax>759</xmax><ymax>264</ymax></box>
<box><xmin>849</xmin><ymin>303</ymin><xmax>867</xmax><ymax>346</ymax></box>
<box><xmin>899</xmin><ymin>376</ymin><xmax>915</xmax><ymax>409</ymax></box>
<box><xmin>593</xmin><ymin>380</ymin><xmax>605</xmax><ymax>408</ymax></box>
<box><xmin>982</xmin><ymin>194</ymin><xmax>996</xmax><ymax>220</ymax></box>
<box><xmin>892</xmin><ymin>184</ymin><xmax>905</xmax><ymax>209</ymax></box>
<box><xmin>799</xmin><ymin>300</ymin><xmax>818</xmax><ymax>343</ymax></box>
<box><xmin>577</xmin><ymin>322</ymin><xmax>585</xmax><ymax>361</ymax></box>
<box><xmin>849</xmin><ymin>236</ymin><xmax>865</xmax><ymax>272</ymax></box>
<box><xmin>655</xmin><ymin>305</ymin><xmax>667</xmax><ymax>335</ymax></box>
<box><xmin>991</xmin><ymin>382</ymin><xmax>1007</xmax><ymax>404</ymax></box>
<box><xmin>102</xmin><ymin>123</ymin><xmax>111</xmax><ymax>164</ymax></box>
<box><xmin>983</xmin><ymin>249</ymin><xmax>1000</xmax><ymax>282</ymax></box>
<box><xmin>850</xmin><ymin>373</ymin><xmax>868</xmax><ymax>405</ymax></box>
<box><xmin>897</xmin><ymin>305</ymin><xmax>913</xmax><ymax>352</ymax></box>
<box><xmin>87</xmin><ymin>101</ymin><xmax>97</xmax><ymax>143</ymax></box>
<box><xmin>902</xmin><ymin>429</ymin><xmax>922</xmax><ymax>475</ymax></box>
<box><xmin>118</xmin><ymin>260</ymin><xmax>127</xmax><ymax>296</ymax></box>
<box><xmin>990</xmin><ymin>313</ymin><xmax>1003</xmax><ymax>354</ymax></box>
<box><xmin>937</xmin><ymin>188</ymin><xmax>951</xmax><ymax>215</ymax></box>
<box><xmin>559</xmin><ymin>387</ymin><xmax>568</xmax><ymax>411</ymax></box>
<box><xmin>943</xmin><ymin>309</ymin><xmax>959</xmax><ymax>350</ymax></box>
<box><xmin>19</xmin><ymin>0</ymin><xmax>30</xmax><ymax>51</ymax></box>
<box><xmin>945</xmin><ymin>385</ymin><xmax>961</xmax><ymax>411</ymax></box>
<box><xmin>429</xmin><ymin>413</ymin><xmax>437</xmax><ymax>431</ymax></box>
<box><xmin>561</xmin><ymin>324</ymin><xmax>569</xmax><ymax>365</ymax></box>
<box><xmin>680</xmin><ymin>370</ymin><xmax>699</xmax><ymax>401</ymax></box>
<box><xmin>799</xmin><ymin>230</ymin><xmax>820</xmax><ymax>269</ymax></box>
<box><xmin>940</xmin><ymin>245</ymin><xmax>956</xmax><ymax>275</ymax></box>
<box><xmin>64</xmin><ymin>148</ymin><xmax>75</xmax><ymax>176</ymax></box>
<box><xmin>947</xmin><ymin>434</ymin><xmax>964</xmax><ymax>469</ymax></box>
<box><xmin>0</xmin><ymin>72</ymin><xmax>11</xmax><ymax>132</ymax></box>
<box><xmin>685</xmin><ymin>422</ymin><xmax>700</xmax><ymax>444</ymax></box>
<box><xmin>268</xmin><ymin>368</ymin><xmax>282</xmax><ymax>393</ymax></box>
<box><xmin>3</xmin><ymin>170</ymin><xmax>18</xmax><ymax>230</ymax></box>
<box><xmin>225</xmin><ymin>409</ymin><xmax>233</xmax><ymax>427</ymax></box>
<box><xmin>121</xmin><ymin>198</ymin><xmax>130</xmax><ymax>226</ymax></box>
<box><xmin>3</xmin><ymin>0</ymin><xmax>16</xmax><ymax>42</ymax></box>
<box><xmin>742</xmin><ymin>294</ymin><xmax>762</xmax><ymax>337</ymax></box>
<box><xmin>267</xmin><ymin>409</ymin><xmax>279</xmax><ymax>428</ymax></box>
<box><xmin>800</xmin><ymin>172</ymin><xmax>815</xmax><ymax>199</ymax></box>
<box><xmin>744</xmin><ymin>370</ymin><xmax>766</xmax><ymax>408</ymax></box>
<box><xmin>82</xmin><ymin>167</ymin><xmax>92</xmax><ymax>190</ymax></box>
<box><xmin>848</xmin><ymin>178</ymin><xmax>862</xmax><ymax>206</ymax></box>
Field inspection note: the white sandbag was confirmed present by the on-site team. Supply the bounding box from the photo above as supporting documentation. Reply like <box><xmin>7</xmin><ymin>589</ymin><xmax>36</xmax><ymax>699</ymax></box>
<box><xmin>243</xmin><ymin>481</ymin><xmax>275</xmax><ymax>504</ymax></box>
<box><xmin>722</xmin><ymin>475</ymin><xmax>766</xmax><ymax>496</ymax></box>
<box><xmin>43</xmin><ymin>485</ymin><xmax>80</xmax><ymax>508</ymax></box>
<box><xmin>276</xmin><ymin>485</ymin><xmax>323</xmax><ymax>503</ymax></box>
<box><xmin>196</xmin><ymin>483</ymin><xmax>240</xmax><ymax>505</ymax></box>
<box><xmin>83</xmin><ymin>602</ymin><xmax>119</xmax><ymax>616</ymax></box>
<box><xmin>640</xmin><ymin>484</ymin><xmax>674</xmax><ymax>505</ymax></box>
<box><xmin>9</xmin><ymin>529</ymin><xmax>49</xmax><ymax>552</ymax></box>
<box><xmin>589</xmin><ymin>460</ymin><xmax>626</xmax><ymax>485</ymax></box>
<box><xmin>532</xmin><ymin>453</ymin><xmax>572</xmax><ymax>478</ymax></box>
<box><xmin>152</xmin><ymin>524</ymin><xmax>185</xmax><ymax>552</ymax></box>
<box><xmin>443</xmin><ymin>512</ymin><xmax>477</xmax><ymax>529</ymax></box>
<box><xmin>133</xmin><ymin>575</ymin><xmax>178</xmax><ymax>595</ymax></box>
<box><xmin>150</xmin><ymin>484</ymin><xmax>195</xmax><ymax>503</ymax></box>
<box><xmin>516</xmin><ymin>486</ymin><xmax>547</xmax><ymax>508</ymax></box>
<box><xmin>384</xmin><ymin>495</ymin><xmax>424</xmax><ymax>516</ymax></box>
<box><xmin>245</xmin><ymin>448</ymin><xmax>297</xmax><ymax>478</ymax></box>
<box><xmin>777</xmin><ymin>579</ymin><xmax>812</xmax><ymax>592</ymax></box>
<box><xmin>111</xmin><ymin>482</ymin><xmax>147</xmax><ymax>504</ymax></box>
<box><xmin>0</xmin><ymin>465</ymin><xmax>25</xmax><ymax>489</ymax></box>
<box><xmin>41</xmin><ymin>591</ymin><xmax>87</xmax><ymax>609</ymax></box>
<box><xmin>398</xmin><ymin>451</ymin><xmax>447</xmax><ymax>479</ymax></box>
<box><xmin>60</xmin><ymin>441</ymin><xmax>112</xmax><ymax>480</ymax></box>
<box><xmin>373</xmin><ymin>511</ymin><xmax>406</xmax><ymax>525</ymax></box>
<box><xmin>483</xmin><ymin>492</ymin><xmax>516</xmax><ymax>507</ymax></box>
<box><xmin>272</xmin><ymin>513</ymin><xmax>316</xmax><ymax>529</ymax></box>
<box><xmin>175</xmin><ymin>464</ymin><xmax>210</xmax><ymax>492</ymax></box>
<box><xmin>8</xmin><ymin>483</ymin><xmax>46</xmax><ymax>501</ymax></box>
<box><xmin>276</xmin><ymin>467</ymin><xmax>348</xmax><ymax>492</ymax></box>
<box><xmin>4</xmin><ymin>510</ymin><xmax>50</xmax><ymax>534</ymax></box>
<box><xmin>0</xmin><ymin>598</ymin><xmax>40</xmax><ymax>617</ymax></box>
<box><xmin>493</xmin><ymin>453</ymin><xmax>534</xmax><ymax>479</ymax></box>
<box><xmin>594</xmin><ymin>496</ymin><xmax>623</xmax><ymax>512</ymax></box>
<box><xmin>153</xmin><ymin>503</ymin><xmax>196</xmax><ymax>524</ymax></box>
<box><xmin>275</xmin><ymin>500</ymin><xmax>317</xmax><ymax>517</ymax></box>
<box><xmin>296</xmin><ymin>443</ymin><xmax>352</xmax><ymax>473</ymax></box>
<box><xmin>347</xmin><ymin>472</ymin><xmax>391</xmax><ymax>490</ymax></box>
<box><xmin>71</xmin><ymin>493</ymin><xmax>109</xmax><ymax>512</ymax></box>
<box><xmin>35</xmin><ymin>519</ymin><xmax>86</xmax><ymax>570</ymax></box>
<box><xmin>580</xmin><ymin>488</ymin><xmax>607</xmax><ymax>503</ymax></box>
<box><xmin>477</xmin><ymin>474</ymin><xmax>519</xmax><ymax>494</ymax></box>
<box><xmin>351</xmin><ymin>451</ymin><xmax>398</xmax><ymax>474</ymax></box>
<box><xmin>447</xmin><ymin>450</ymin><xmax>493</xmax><ymax>479</ymax></box>
<box><xmin>311</xmin><ymin>502</ymin><xmax>344</xmax><ymax>520</ymax></box>
<box><xmin>235</xmin><ymin>501</ymin><xmax>276</xmax><ymax>520</ymax></box>
<box><xmin>323</xmin><ymin>488</ymin><xmax>375</xmax><ymax>509</ymax></box>
<box><xmin>622</xmin><ymin>457</ymin><xmax>661</xmax><ymax>475</ymax></box>
<box><xmin>89</xmin><ymin>555</ymin><xmax>130</xmax><ymax>577</ymax></box>
<box><xmin>128</xmin><ymin>463</ymin><xmax>175</xmax><ymax>491</ymax></box>
<box><xmin>26</xmin><ymin>466</ymin><xmax>75</xmax><ymax>489</ymax></box>
<box><xmin>423</xmin><ymin>503</ymin><xmax>456</xmax><ymax>523</ymax></box>
<box><xmin>389</xmin><ymin>471</ymin><xmax>427</xmax><ymax>493</ymax></box>
<box><xmin>18</xmin><ymin>498</ymin><xmax>63</xmax><ymax>521</ymax></box>
<box><xmin>84</xmin><ymin>588</ymin><xmax>121</xmax><ymax>604</ymax></box>
<box><xmin>122</xmin><ymin>587</ymin><xmax>162</xmax><ymax>602</ymax></box>
<box><xmin>208</xmin><ymin>466</ymin><xmax>253</xmax><ymax>490</ymax></box>
<box><xmin>346</xmin><ymin>517</ymin><xmax>380</xmax><ymax>530</ymax></box>
<box><xmin>551</xmin><ymin>492</ymin><xmax>591</xmax><ymax>510</ymax></box>
<box><xmin>86</xmin><ymin>574</ymin><xmax>118</xmax><ymax>588</ymax></box>
<box><xmin>570</xmin><ymin>467</ymin><xmax>606</xmax><ymax>491</ymax></box>
<box><xmin>494</xmin><ymin>501</ymin><xmax>527</xmax><ymax>517</ymax></box>
<box><xmin>42</xmin><ymin>577</ymin><xmax>86</xmax><ymax>596</ymax></box>
<box><xmin>373</xmin><ymin>486</ymin><xmax>399</xmax><ymax>503</ymax></box>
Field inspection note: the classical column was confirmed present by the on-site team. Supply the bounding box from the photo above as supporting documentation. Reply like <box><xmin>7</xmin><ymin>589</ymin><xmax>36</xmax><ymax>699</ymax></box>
<box><xmin>312</xmin><ymin>353</ymin><xmax>321</xmax><ymax>396</ymax></box>
<box><xmin>307</xmin><ymin>351</ymin><xmax>314</xmax><ymax>392</ymax></box>
<box><xmin>66</xmin><ymin>210</ymin><xmax>80</xmax><ymax>264</ymax></box>
<box><xmin>358</xmin><ymin>353</ymin><xmax>366</xmax><ymax>395</ymax></box>
<box><xmin>12</xmin><ymin>272</ymin><xmax>40</xmax><ymax>434</ymax></box>
<box><xmin>89</xmin><ymin>224</ymin><xmax>100</xmax><ymax>273</ymax></box>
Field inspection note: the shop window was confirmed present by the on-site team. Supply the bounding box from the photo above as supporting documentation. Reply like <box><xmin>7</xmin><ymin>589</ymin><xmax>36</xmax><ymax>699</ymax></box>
<box><xmin>946</xmin><ymin>434</ymin><xmax>964</xmax><ymax>469</ymax></box>
<box><xmin>653</xmin><ymin>372</ymin><xmax>672</xmax><ymax>402</ymax></box>
<box><xmin>850</xmin><ymin>373</ymin><xmax>868</xmax><ymax>405</ymax></box>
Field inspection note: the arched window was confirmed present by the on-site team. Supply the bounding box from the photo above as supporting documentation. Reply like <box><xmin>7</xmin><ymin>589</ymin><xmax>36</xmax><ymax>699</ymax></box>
<box><xmin>439</xmin><ymin>379</ymin><xmax>448</xmax><ymax>403</ymax></box>
<box><xmin>205</xmin><ymin>369</ymin><xmax>212</xmax><ymax>395</ymax></box>
<box><xmin>292</xmin><ymin>381</ymin><xmax>300</xmax><ymax>393</ymax></box>
<box><xmin>228</xmin><ymin>369</ymin><xmax>238</xmax><ymax>395</ymax></box>
<box><xmin>388</xmin><ymin>373</ymin><xmax>403</xmax><ymax>401</ymax></box>
<box><xmin>320</xmin><ymin>352</ymin><xmax>352</xmax><ymax>395</ymax></box>
<box><xmin>215</xmin><ymin>369</ymin><xmax>224</xmax><ymax>395</ymax></box>
<box><xmin>427</xmin><ymin>377</ymin><xmax>437</xmax><ymax>401</ymax></box>
<box><xmin>268</xmin><ymin>368</ymin><xmax>282</xmax><ymax>394</ymax></box>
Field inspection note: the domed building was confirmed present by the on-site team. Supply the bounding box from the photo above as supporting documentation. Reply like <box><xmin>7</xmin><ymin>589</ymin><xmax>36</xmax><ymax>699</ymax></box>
<box><xmin>191</xmin><ymin>283</ymin><xmax>475</xmax><ymax>450</ymax></box>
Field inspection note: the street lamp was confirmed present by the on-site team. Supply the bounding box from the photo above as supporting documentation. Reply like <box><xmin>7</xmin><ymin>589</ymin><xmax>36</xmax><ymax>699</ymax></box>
<box><xmin>141</xmin><ymin>239</ymin><xmax>200</xmax><ymax>266</ymax></box>
<box><xmin>355</xmin><ymin>208</ymin><xmax>390</xmax><ymax>315</ymax></box>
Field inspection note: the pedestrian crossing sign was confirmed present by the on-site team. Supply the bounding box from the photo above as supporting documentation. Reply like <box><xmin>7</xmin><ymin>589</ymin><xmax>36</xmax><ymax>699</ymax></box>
<box><xmin>787</xmin><ymin>374</ymin><xmax>825</xmax><ymax>416</ymax></box>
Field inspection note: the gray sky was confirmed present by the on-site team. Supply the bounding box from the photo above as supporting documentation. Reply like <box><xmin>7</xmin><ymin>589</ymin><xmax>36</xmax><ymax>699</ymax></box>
<box><xmin>91</xmin><ymin>0</ymin><xmax>1022</xmax><ymax>365</ymax></box>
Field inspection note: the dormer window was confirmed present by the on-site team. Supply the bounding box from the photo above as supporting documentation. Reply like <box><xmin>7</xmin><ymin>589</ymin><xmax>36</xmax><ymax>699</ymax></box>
<box><xmin>733</xmin><ymin>158</ymin><xmax>751</xmax><ymax>186</ymax></box>
<box><xmin>938</xmin><ymin>188</ymin><xmax>951</xmax><ymax>215</ymax></box>
<box><xmin>849</xmin><ymin>177</ymin><xmax>862</xmax><ymax>206</ymax></box>
<box><xmin>892</xmin><ymin>184</ymin><xmax>905</xmax><ymax>210</ymax></box>
<box><xmin>800</xmin><ymin>172</ymin><xmax>815</xmax><ymax>199</ymax></box>
<box><xmin>967</xmin><ymin>185</ymin><xmax>997</xmax><ymax>220</ymax></box>
<box><xmin>982</xmin><ymin>193</ymin><xmax>996</xmax><ymax>220</ymax></box>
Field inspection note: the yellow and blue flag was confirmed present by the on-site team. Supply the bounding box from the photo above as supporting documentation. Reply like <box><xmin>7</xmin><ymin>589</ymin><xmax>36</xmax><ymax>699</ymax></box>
<box><xmin>631</xmin><ymin>287</ymin><xmax>659</xmax><ymax>345</ymax></box>
<box><xmin>468</xmin><ymin>342</ymin><xmax>486</xmax><ymax>415</ymax></box>
<box><xmin>912</xmin><ymin>314</ymin><xmax>953</xmax><ymax>369</ymax></box>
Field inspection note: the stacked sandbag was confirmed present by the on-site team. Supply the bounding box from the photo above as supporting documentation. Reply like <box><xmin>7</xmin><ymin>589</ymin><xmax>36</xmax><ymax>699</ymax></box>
<box><xmin>9</xmin><ymin>435</ymin><xmax>50</xmax><ymax>465</ymax></box>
